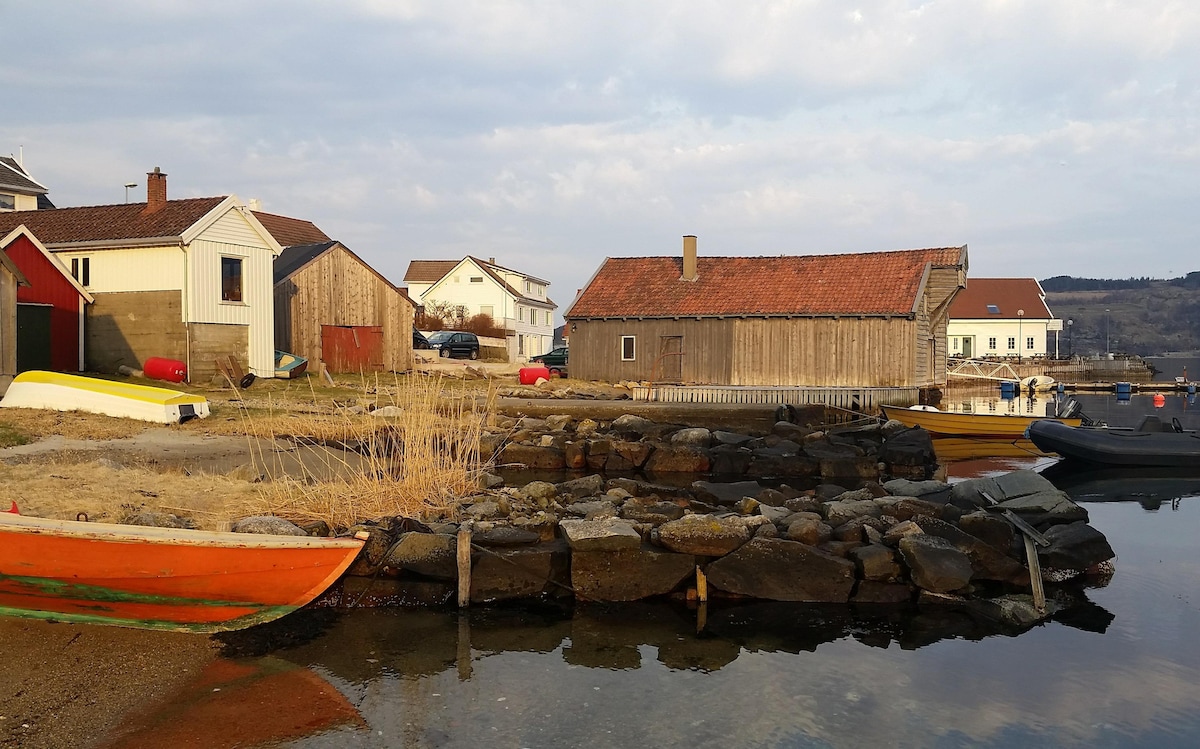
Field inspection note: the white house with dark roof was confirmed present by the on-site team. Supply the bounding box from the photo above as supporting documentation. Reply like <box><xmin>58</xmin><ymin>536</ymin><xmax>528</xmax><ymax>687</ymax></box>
<box><xmin>1</xmin><ymin>155</ymin><xmax>53</xmax><ymax>212</ymax></box>
<box><xmin>403</xmin><ymin>256</ymin><xmax>556</xmax><ymax>360</ymax></box>
<box><xmin>0</xmin><ymin>168</ymin><xmax>282</xmax><ymax>380</ymax></box>
<box><xmin>946</xmin><ymin>278</ymin><xmax>1057</xmax><ymax>359</ymax></box>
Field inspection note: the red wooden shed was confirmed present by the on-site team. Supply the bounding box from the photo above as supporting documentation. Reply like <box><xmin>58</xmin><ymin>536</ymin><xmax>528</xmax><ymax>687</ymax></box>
<box><xmin>1</xmin><ymin>225</ymin><xmax>94</xmax><ymax>372</ymax></box>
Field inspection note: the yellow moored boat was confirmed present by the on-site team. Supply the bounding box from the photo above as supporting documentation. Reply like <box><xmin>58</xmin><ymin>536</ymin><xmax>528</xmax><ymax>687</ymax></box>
<box><xmin>880</xmin><ymin>404</ymin><xmax>1082</xmax><ymax>438</ymax></box>
<box><xmin>0</xmin><ymin>371</ymin><xmax>209</xmax><ymax>424</ymax></box>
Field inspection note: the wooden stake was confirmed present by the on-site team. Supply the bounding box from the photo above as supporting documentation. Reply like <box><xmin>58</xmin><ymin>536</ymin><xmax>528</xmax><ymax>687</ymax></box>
<box><xmin>695</xmin><ymin>565</ymin><xmax>708</xmax><ymax>603</ymax></box>
<box><xmin>1024</xmin><ymin>534</ymin><xmax>1046</xmax><ymax>613</ymax></box>
<box><xmin>457</xmin><ymin>521</ymin><xmax>473</xmax><ymax>608</ymax></box>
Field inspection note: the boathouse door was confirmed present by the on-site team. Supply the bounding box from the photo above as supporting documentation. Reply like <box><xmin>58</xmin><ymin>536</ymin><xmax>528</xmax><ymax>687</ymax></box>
<box><xmin>658</xmin><ymin>336</ymin><xmax>683</xmax><ymax>383</ymax></box>
<box><xmin>961</xmin><ymin>336</ymin><xmax>974</xmax><ymax>357</ymax></box>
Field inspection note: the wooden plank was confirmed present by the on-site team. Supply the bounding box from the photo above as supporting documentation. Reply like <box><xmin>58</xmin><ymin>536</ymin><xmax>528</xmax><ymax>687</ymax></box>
<box><xmin>1024</xmin><ymin>534</ymin><xmax>1047</xmax><ymax>613</ymax></box>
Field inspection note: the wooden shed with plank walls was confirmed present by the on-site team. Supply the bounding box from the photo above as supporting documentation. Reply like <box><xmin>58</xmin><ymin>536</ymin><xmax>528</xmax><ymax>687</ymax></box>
<box><xmin>274</xmin><ymin>241</ymin><xmax>414</xmax><ymax>374</ymax></box>
<box><xmin>564</xmin><ymin>237</ymin><xmax>968</xmax><ymax>388</ymax></box>
<box><xmin>0</xmin><ymin>244</ymin><xmax>29</xmax><ymax>380</ymax></box>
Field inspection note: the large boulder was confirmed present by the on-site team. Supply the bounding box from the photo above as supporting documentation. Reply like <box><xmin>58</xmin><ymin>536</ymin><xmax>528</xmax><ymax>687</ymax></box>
<box><xmin>912</xmin><ymin>516</ymin><xmax>1029</xmax><ymax>586</ymax></box>
<box><xmin>645</xmin><ymin>446</ymin><xmax>710</xmax><ymax>473</ymax></box>
<box><xmin>691</xmin><ymin>480</ymin><xmax>765</xmax><ymax>507</ymax></box>
<box><xmin>571</xmin><ymin>547</ymin><xmax>696</xmax><ymax>601</ymax></box>
<box><xmin>559</xmin><ymin>518</ymin><xmax>642</xmax><ymax>552</ymax></box>
<box><xmin>705</xmin><ymin>537</ymin><xmax>856</xmax><ymax>602</ymax></box>
<box><xmin>657</xmin><ymin>514</ymin><xmax>752</xmax><ymax>556</ymax></box>
<box><xmin>849</xmin><ymin>543</ymin><xmax>902</xmax><ymax>582</ymax></box>
<box><xmin>231</xmin><ymin>516</ymin><xmax>307</xmax><ymax>536</ymax></box>
<box><xmin>1037</xmin><ymin>521</ymin><xmax>1116</xmax><ymax>571</ymax></box>
<box><xmin>471</xmin><ymin>541</ymin><xmax>571</xmax><ymax>603</ymax></box>
<box><xmin>898</xmin><ymin>535</ymin><xmax>973</xmax><ymax>593</ymax></box>
<box><xmin>385</xmin><ymin>531</ymin><xmax>459</xmax><ymax>580</ymax></box>
<box><xmin>498</xmin><ymin>443</ymin><xmax>566</xmax><ymax>470</ymax></box>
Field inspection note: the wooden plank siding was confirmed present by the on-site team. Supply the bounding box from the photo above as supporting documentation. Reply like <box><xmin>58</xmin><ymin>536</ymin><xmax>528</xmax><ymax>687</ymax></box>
<box><xmin>569</xmin><ymin>316</ymin><xmax>930</xmax><ymax>387</ymax></box>
<box><xmin>0</xmin><ymin>266</ymin><xmax>18</xmax><ymax>376</ymax></box>
<box><xmin>274</xmin><ymin>245</ymin><xmax>414</xmax><ymax>373</ymax></box>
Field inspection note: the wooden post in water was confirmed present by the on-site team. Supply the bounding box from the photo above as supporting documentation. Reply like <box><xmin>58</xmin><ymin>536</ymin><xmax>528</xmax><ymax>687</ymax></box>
<box><xmin>457</xmin><ymin>521</ymin><xmax>473</xmax><ymax>608</ymax></box>
<box><xmin>456</xmin><ymin>614</ymin><xmax>472</xmax><ymax>680</ymax></box>
<box><xmin>695</xmin><ymin>565</ymin><xmax>709</xmax><ymax>633</ymax></box>
<box><xmin>1024</xmin><ymin>535</ymin><xmax>1046</xmax><ymax>613</ymax></box>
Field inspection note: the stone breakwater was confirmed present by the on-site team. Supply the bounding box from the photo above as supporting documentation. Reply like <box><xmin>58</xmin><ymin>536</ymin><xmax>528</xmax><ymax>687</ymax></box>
<box><xmin>227</xmin><ymin>414</ymin><xmax>1115</xmax><ymax>629</ymax></box>
<box><xmin>481</xmin><ymin>413</ymin><xmax>937</xmax><ymax>480</ymax></box>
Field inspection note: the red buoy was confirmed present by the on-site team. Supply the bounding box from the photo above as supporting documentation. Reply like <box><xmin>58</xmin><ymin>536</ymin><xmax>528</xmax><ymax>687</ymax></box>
<box><xmin>1153</xmin><ymin>393</ymin><xmax>1166</xmax><ymax>408</ymax></box>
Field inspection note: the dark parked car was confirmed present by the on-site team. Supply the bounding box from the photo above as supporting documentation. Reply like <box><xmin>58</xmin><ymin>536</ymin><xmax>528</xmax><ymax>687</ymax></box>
<box><xmin>427</xmin><ymin>330</ymin><xmax>480</xmax><ymax>359</ymax></box>
<box><xmin>413</xmin><ymin>328</ymin><xmax>431</xmax><ymax>349</ymax></box>
<box><xmin>531</xmin><ymin>346</ymin><xmax>568</xmax><ymax>376</ymax></box>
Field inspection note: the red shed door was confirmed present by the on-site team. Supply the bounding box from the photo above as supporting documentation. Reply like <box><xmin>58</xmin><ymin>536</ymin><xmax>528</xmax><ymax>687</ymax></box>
<box><xmin>321</xmin><ymin>325</ymin><xmax>385</xmax><ymax>373</ymax></box>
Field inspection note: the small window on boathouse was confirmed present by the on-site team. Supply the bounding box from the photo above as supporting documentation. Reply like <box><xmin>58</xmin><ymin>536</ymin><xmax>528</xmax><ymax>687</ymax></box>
<box><xmin>621</xmin><ymin>335</ymin><xmax>636</xmax><ymax>361</ymax></box>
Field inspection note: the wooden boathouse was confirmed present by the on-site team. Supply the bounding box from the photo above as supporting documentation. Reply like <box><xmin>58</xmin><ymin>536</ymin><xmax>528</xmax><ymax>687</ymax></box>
<box><xmin>564</xmin><ymin>237</ymin><xmax>968</xmax><ymax>398</ymax></box>
<box><xmin>273</xmin><ymin>241</ymin><xmax>415</xmax><ymax>374</ymax></box>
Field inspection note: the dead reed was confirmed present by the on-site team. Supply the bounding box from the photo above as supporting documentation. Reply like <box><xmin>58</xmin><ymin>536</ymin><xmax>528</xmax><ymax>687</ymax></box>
<box><xmin>228</xmin><ymin>372</ymin><xmax>498</xmax><ymax>529</ymax></box>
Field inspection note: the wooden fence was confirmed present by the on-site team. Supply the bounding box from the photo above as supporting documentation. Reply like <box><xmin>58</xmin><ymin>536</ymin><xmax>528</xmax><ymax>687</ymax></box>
<box><xmin>629</xmin><ymin>384</ymin><xmax>923</xmax><ymax>412</ymax></box>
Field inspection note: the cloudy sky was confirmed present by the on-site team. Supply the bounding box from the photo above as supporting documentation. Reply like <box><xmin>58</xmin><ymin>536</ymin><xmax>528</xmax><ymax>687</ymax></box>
<box><xmin>4</xmin><ymin>1</ymin><xmax>1197</xmax><ymax>319</ymax></box>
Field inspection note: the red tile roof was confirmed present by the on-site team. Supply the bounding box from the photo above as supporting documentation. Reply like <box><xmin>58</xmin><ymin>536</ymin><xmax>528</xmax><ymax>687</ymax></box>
<box><xmin>0</xmin><ymin>198</ymin><xmax>226</xmax><ymax>245</ymax></box>
<box><xmin>949</xmin><ymin>278</ymin><xmax>1051</xmax><ymax>319</ymax></box>
<box><xmin>403</xmin><ymin>259</ymin><xmax>459</xmax><ymax>283</ymax></box>
<box><xmin>252</xmin><ymin>211</ymin><xmax>330</xmax><ymax>247</ymax></box>
<box><xmin>567</xmin><ymin>247</ymin><xmax>966</xmax><ymax>318</ymax></box>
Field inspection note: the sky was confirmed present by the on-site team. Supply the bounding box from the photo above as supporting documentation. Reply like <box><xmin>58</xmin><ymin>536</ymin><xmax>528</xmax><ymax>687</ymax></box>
<box><xmin>3</xmin><ymin>1</ymin><xmax>1198</xmax><ymax>322</ymax></box>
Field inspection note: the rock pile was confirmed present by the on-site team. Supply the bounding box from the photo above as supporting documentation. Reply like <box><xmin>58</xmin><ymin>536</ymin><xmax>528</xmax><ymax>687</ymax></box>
<box><xmin>482</xmin><ymin>413</ymin><xmax>937</xmax><ymax>481</ymax></box>
<box><xmin>238</xmin><ymin>462</ymin><xmax>1113</xmax><ymax>628</ymax></box>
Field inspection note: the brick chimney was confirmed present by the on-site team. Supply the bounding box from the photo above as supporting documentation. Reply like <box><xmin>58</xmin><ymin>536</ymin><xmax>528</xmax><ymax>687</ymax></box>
<box><xmin>681</xmin><ymin>235</ymin><xmax>698</xmax><ymax>281</ymax></box>
<box><xmin>145</xmin><ymin>167</ymin><xmax>167</xmax><ymax>210</ymax></box>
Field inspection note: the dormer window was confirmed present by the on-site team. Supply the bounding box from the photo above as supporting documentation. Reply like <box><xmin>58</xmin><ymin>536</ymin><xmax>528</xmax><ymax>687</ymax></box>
<box><xmin>986</xmin><ymin>304</ymin><xmax>1001</xmax><ymax>314</ymax></box>
<box><xmin>0</xmin><ymin>193</ymin><xmax>14</xmax><ymax>211</ymax></box>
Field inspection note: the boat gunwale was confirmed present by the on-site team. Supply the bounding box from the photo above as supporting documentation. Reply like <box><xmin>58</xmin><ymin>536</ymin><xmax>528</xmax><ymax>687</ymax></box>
<box><xmin>0</xmin><ymin>513</ymin><xmax>363</xmax><ymax>549</ymax></box>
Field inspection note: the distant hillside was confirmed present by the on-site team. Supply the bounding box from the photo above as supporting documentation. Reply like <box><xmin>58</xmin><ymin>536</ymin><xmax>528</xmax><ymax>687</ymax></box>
<box><xmin>1039</xmin><ymin>273</ymin><xmax>1200</xmax><ymax>356</ymax></box>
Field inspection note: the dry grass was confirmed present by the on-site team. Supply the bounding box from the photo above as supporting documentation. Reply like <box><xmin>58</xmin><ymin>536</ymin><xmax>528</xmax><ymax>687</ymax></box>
<box><xmin>0</xmin><ymin>461</ymin><xmax>261</xmax><ymax>531</ymax></box>
<box><xmin>0</xmin><ymin>371</ymin><xmax>502</xmax><ymax>531</ymax></box>
<box><xmin>224</xmin><ymin>372</ymin><xmax>499</xmax><ymax>529</ymax></box>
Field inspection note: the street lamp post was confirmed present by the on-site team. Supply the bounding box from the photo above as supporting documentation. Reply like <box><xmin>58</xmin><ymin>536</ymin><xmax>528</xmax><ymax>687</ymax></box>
<box><xmin>1105</xmin><ymin>308</ymin><xmax>1110</xmax><ymax>356</ymax></box>
<box><xmin>1017</xmin><ymin>309</ymin><xmax>1024</xmax><ymax>364</ymax></box>
<box><xmin>124</xmin><ymin>182</ymin><xmax>137</xmax><ymax>203</ymax></box>
<box><xmin>1067</xmin><ymin>319</ymin><xmax>1073</xmax><ymax>358</ymax></box>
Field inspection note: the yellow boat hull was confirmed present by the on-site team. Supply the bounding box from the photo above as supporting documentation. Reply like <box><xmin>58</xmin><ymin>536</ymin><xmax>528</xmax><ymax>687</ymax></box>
<box><xmin>880</xmin><ymin>405</ymin><xmax>1082</xmax><ymax>438</ymax></box>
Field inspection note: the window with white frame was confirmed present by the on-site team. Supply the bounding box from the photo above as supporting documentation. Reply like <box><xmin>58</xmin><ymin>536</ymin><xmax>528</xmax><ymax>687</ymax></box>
<box><xmin>221</xmin><ymin>256</ymin><xmax>243</xmax><ymax>302</ymax></box>
<box><xmin>621</xmin><ymin>336</ymin><xmax>636</xmax><ymax>361</ymax></box>
<box><xmin>1007</xmin><ymin>337</ymin><xmax>1016</xmax><ymax>350</ymax></box>
<box><xmin>1026</xmin><ymin>337</ymin><xmax>1035</xmax><ymax>350</ymax></box>
<box><xmin>951</xmin><ymin>337</ymin><xmax>959</xmax><ymax>352</ymax></box>
<box><xmin>0</xmin><ymin>193</ymin><xmax>14</xmax><ymax>211</ymax></box>
<box><xmin>545</xmin><ymin>311</ymin><xmax>551</xmax><ymax>326</ymax></box>
<box><xmin>469</xmin><ymin>276</ymin><xmax>483</xmax><ymax>283</ymax></box>
<box><xmin>518</xmin><ymin>306</ymin><xmax>525</xmax><ymax>322</ymax></box>
<box><xmin>988</xmin><ymin>337</ymin><xmax>997</xmax><ymax>350</ymax></box>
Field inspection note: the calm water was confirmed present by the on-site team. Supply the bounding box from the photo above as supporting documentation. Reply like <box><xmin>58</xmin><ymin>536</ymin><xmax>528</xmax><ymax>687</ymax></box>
<box><xmin>134</xmin><ymin>497</ymin><xmax>1200</xmax><ymax>749</ymax></box>
<box><xmin>79</xmin><ymin>391</ymin><xmax>1200</xmax><ymax>748</ymax></box>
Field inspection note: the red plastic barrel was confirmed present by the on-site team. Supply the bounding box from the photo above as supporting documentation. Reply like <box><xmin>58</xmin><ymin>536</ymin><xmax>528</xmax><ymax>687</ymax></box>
<box><xmin>144</xmin><ymin>356</ymin><xmax>187</xmax><ymax>383</ymax></box>
<box><xmin>519</xmin><ymin>366</ymin><xmax>551</xmax><ymax>385</ymax></box>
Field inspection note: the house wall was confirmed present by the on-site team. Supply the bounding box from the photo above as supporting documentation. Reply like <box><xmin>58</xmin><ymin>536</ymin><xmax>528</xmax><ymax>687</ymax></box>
<box><xmin>947</xmin><ymin>318</ymin><xmax>1050</xmax><ymax>358</ymax></box>
<box><xmin>917</xmin><ymin>265</ymin><xmax>967</xmax><ymax>386</ymax></box>
<box><xmin>188</xmin><ymin>322</ymin><xmax>249</xmax><ymax>382</ymax></box>
<box><xmin>274</xmin><ymin>246</ymin><xmax>414</xmax><ymax>373</ymax></box>
<box><xmin>568</xmin><ymin>316</ymin><xmax>922</xmax><ymax>387</ymax></box>
<box><xmin>55</xmin><ymin>245</ymin><xmax>185</xmax><ymax>293</ymax></box>
<box><xmin>84</xmin><ymin>290</ymin><xmax>187</xmax><ymax>374</ymax></box>
<box><xmin>191</xmin><ymin>209</ymin><xmax>278</xmax><ymax>377</ymax></box>
<box><xmin>7</xmin><ymin>234</ymin><xmax>86</xmax><ymax>371</ymax></box>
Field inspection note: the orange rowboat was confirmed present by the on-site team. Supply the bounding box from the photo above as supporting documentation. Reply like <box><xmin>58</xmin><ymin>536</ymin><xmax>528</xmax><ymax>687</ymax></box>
<box><xmin>0</xmin><ymin>513</ymin><xmax>364</xmax><ymax>633</ymax></box>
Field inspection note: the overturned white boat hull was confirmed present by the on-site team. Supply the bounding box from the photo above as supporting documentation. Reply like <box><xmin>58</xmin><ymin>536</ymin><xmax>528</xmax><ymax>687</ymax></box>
<box><xmin>0</xmin><ymin>371</ymin><xmax>209</xmax><ymax>424</ymax></box>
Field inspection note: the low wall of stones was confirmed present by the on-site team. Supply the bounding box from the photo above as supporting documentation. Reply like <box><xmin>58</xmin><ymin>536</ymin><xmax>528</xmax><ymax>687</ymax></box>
<box><xmin>483</xmin><ymin>413</ymin><xmax>937</xmax><ymax>481</ymax></box>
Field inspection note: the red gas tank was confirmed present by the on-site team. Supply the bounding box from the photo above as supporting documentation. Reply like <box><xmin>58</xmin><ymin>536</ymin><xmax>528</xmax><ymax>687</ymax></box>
<box><xmin>144</xmin><ymin>357</ymin><xmax>187</xmax><ymax>383</ymax></box>
<box><xmin>519</xmin><ymin>366</ymin><xmax>551</xmax><ymax>385</ymax></box>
